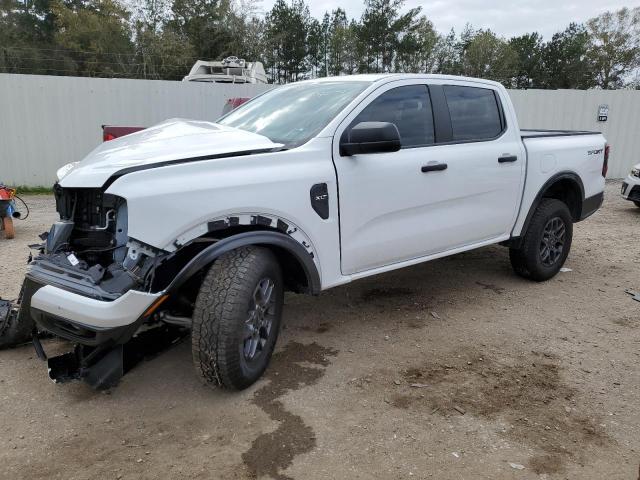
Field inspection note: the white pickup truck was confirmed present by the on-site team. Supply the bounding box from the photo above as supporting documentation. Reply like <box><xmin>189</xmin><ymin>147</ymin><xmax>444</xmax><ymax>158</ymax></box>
<box><xmin>0</xmin><ymin>74</ymin><xmax>607</xmax><ymax>390</ymax></box>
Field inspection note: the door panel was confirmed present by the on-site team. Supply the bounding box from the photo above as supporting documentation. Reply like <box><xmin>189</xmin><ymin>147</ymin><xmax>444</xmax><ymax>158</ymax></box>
<box><xmin>333</xmin><ymin>81</ymin><xmax>524</xmax><ymax>275</ymax></box>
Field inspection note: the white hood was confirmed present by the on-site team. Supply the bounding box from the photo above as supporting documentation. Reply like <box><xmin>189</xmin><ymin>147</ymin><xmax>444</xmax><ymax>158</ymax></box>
<box><xmin>59</xmin><ymin>118</ymin><xmax>282</xmax><ymax>187</ymax></box>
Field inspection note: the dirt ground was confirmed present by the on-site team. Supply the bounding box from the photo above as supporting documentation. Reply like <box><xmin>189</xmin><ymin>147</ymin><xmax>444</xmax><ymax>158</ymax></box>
<box><xmin>1</xmin><ymin>182</ymin><xmax>639</xmax><ymax>480</ymax></box>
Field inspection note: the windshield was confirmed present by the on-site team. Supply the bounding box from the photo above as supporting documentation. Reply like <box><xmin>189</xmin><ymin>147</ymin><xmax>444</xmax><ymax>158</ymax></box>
<box><xmin>217</xmin><ymin>81</ymin><xmax>370</xmax><ymax>147</ymax></box>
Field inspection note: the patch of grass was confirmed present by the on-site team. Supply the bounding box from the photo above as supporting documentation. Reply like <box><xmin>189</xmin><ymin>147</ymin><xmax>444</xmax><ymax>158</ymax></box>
<box><xmin>10</xmin><ymin>185</ymin><xmax>54</xmax><ymax>195</ymax></box>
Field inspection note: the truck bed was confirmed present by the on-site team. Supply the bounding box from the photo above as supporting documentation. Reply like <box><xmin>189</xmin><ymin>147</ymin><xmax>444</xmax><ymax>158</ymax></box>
<box><xmin>513</xmin><ymin>130</ymin><xmax>607</xmax><ymax>237</ymax></box>
<box><xmin>521</xmin><ymin>129</ymin><xmax>601</xmax><ymax>139</ymax></box>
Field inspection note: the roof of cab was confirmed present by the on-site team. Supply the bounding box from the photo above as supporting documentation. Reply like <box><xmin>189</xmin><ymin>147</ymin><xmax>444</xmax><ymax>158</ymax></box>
<box><xmin>298</xmin><ymin>73</ymin><xmax>504</xmax><ymax>88</ymax></box>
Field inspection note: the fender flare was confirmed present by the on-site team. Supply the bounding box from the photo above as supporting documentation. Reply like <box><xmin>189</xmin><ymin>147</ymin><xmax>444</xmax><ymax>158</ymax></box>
<box><xmin>165</xmin><ymin>231</ymin><xmax>321</xmax><ymax>295</ymax></box>
<box><xmin>513</xmin><ymin>171</ymin><xmax>584</xmax><ymax>242</ymax></box>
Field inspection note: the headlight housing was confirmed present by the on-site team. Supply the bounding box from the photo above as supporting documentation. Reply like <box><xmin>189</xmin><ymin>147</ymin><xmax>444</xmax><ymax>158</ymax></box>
<box><xmin>56</xmin><ymin>162</ymin><xmax>79</xmax><ymax>181</ymax></box>
<box><xmin>631</xmin><ymin>167</ymin><xmax>640</xmax><ymax>178</ymax></box>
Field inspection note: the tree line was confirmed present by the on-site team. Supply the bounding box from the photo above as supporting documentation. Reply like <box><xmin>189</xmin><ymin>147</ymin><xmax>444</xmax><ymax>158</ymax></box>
<box><xmin>1</xmin><ymin>0</ymin><xmax>639</xmax><ymax>89</ymax></box>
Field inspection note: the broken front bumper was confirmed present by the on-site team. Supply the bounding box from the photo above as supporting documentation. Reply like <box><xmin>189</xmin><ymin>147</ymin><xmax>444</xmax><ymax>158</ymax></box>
<box><xmin>18</xmin><ymin>272</ymin><xmax>168</xmax><ymax>389</ymax></box>
<box><xmin>30</xmin><ymin>285</ymin><xmax>161</xmax><ymax>345</ymax></box>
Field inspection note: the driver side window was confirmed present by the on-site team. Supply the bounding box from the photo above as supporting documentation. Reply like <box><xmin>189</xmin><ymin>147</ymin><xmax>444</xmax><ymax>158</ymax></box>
<box><xmin>352</xmin><ymin>85</ymin><xmax>435</xmax><ymax>148</ymax></box>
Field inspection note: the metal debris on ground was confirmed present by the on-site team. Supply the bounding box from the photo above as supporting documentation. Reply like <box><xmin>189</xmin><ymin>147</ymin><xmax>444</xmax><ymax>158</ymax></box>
<box><xmin>624</xmin><ymin>289</ymin><xmax>640</xmax><ymax>302</ymax></box>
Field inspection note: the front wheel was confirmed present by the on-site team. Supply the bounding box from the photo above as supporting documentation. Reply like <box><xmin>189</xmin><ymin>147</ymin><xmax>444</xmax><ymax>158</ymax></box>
<box><xmin>191</xmin><ymin>246</ymin><xmax>284</xmax><ymax>390</ymax></box>
<box><xmin>509</xmin><ymin>199</ymin><xmax>573</xmax><ymax>282</ymax></box>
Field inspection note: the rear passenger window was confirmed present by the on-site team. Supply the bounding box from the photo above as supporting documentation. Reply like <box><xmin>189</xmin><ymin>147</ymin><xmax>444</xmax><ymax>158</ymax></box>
<box><xmin>443</xmin><ymin>86</ymin><xmax>503</xmax><ymax>141</ymax></box>
<box><xmin>353</xmin><ymin>85</ymin><xmax>434</xmax><ymax>148</ymax></box>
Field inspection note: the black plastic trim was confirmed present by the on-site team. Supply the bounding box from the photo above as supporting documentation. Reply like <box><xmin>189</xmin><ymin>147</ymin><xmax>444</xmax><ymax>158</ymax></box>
<box><xmin>166</xmin><ymin>231</ymin><xmax>321</xmax><ymax>295</ymax></box>
<box><xmin>521</xmin><ymin>129</ymin><xmax>601</xmax><ymax>139</ymax></box>
<box><xmin>32</xmin><ymin>309</ymin><xmax>137</xmax><ymax>346</ymax></box>
<box><xmin>512</xmin><ymin>171</ymin><xmax>585</xmax><ymax>246</ymax></box>
<box><xmin>25</xmin><ymin>261</ymin><xmax>123</xmax><ymax>301</ymax></box>
<box><xmin>310</xmin><ymin>183</ymin><xmax>330</xmax><ymax>219</ymax></box>
<box><xmin>625</xmin><ymin>185</ymin><xmax>640</xmax><ymax>202</ymax></box>
<box><xmin>580</xmin><ymin>192</ymin><xmax>604</xmax><ymax>220</ymax></box>
<box><xmin>429</xmin><ymin>85</ymin><xmax>452</xmax><ymax>143</ymax></box>
<box><xmin>421</xmin><ymin>163</ymin><xmax>447</xmax><ymax>172</ymax></box>
<box><xmin>495</xmin><ymin>90</ymin><xmax>507</xmax><ymax>131</ymax></box>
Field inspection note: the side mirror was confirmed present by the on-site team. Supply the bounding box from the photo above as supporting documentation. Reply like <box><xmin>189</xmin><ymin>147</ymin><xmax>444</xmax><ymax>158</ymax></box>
<box><xmin>340</xmin><ymin>121</ymin><xmax>401</xmax><ymax>156</ymax></box>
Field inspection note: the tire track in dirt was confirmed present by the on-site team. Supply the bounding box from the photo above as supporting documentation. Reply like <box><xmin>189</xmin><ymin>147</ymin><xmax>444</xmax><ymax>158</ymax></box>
<box><xmin>242</xmin><ymin>341</ymin><xmax>338</xmax><ymax>479</ymax></box>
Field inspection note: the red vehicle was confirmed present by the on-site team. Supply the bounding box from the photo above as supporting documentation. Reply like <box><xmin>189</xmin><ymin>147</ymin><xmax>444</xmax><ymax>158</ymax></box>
<box><xmin>102</xmin><ymin>125</ymin><xmax>145</xmax><ymax>142</ymax></box>
<box><xmin>221</xmin><ymin>97</ymin><xmax>250</xmax><ymax>115</ymax></box>
<box><xmin>102</xmin><ymin>97</ymin><xmax>251</xmax><ymax>142</ymax></box>
<box><xmin>0</xmin><ymin>186</ymin><xmax>16</xmax><ymax>239</ymax></box>
<box><xmin>0</xmin><ymin>186</ymin><xmax>28</xmax><ymax>239</ymax></box>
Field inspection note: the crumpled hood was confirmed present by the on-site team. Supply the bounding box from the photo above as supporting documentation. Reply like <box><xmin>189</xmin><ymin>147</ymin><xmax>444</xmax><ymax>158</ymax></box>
<box><xmin>59</xmin><ymin>118</ymin><xmax>282</xmax><ymax>187</ymax></box>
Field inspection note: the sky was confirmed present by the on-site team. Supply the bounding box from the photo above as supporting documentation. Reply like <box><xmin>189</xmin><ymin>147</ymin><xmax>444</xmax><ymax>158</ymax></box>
<box><xmin>256</xmin><ymin>0</ymin><xmax>640</xmax><ymax>40</ymax></box>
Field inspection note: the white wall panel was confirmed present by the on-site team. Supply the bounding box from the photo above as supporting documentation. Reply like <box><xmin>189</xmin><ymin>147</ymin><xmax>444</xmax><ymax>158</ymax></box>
<box><xmin>0</xmin><ymin>74</ymin><xmax>272</xmax><ymax>186</ymax></box>
<box><xmin>1</xmin><ymin>74</ymin><xmax>638</xmax><ymax>185</ymax></box>
<box><xmin>507</xmin><ymin>88</ymin><xmax>640</xmax><ymax>179</ymax></box>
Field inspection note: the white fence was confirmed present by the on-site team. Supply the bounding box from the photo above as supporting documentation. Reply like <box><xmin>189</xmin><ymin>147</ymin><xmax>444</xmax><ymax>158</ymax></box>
<box><xmin>508</xmin><ymin>88</ymin><xmax>640</xmax><ymax>179</ymax></box>
<box><xmin>0</xmin><ymin>74</ymin><xmax>638</xmax><ymax>186</ymax></box>
<box><xmin>0</xmin><ymin>74</ymin><xmax>272</xmax><ymax>186</ymax></box>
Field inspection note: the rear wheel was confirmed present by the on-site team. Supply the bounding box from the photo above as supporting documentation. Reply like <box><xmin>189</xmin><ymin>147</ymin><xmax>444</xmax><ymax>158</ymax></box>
<box><xmin>2</xmin><ymin>216</ymin><xmax>14</xmax><ymax>239</ymax></box>
<box><xmin>509</xmin><ymin>199</ymin><xmax>573</xmax><ymax>281</ymax></box>
<box><xmin>634</xmin><ymin>201</ymin><xmax>640</xmax><ymax>208</ymax></box>
<box><xmin>191</xmin><ymin>246</ymin><xmax>284</xmax><ymax>390</ymax></box>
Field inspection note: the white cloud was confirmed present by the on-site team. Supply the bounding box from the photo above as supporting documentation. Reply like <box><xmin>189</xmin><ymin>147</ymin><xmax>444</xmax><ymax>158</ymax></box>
<box><xmin>258</xmin><ymin>0</ymin><xmax>640</xmax><ymax>40</ymax></box>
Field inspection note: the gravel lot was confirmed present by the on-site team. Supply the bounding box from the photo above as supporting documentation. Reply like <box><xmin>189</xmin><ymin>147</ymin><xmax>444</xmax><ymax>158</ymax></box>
<box><xmin>1</xmin><ymin>182</ymin><xmax>639</xmax><ymax>480</ymax></box>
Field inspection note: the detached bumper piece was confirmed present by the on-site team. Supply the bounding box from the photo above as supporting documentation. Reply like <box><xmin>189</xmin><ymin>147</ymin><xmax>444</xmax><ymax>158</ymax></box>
<box><xmin>0</xmin><ymin>290</ymin><xmax>36</xmax><ymax>349</ymax></box>
<box><xmin>45</xmin><ymin>325</ymin><xmax>188</xmax><ymax>389</ymax></box>
<box><xmin>15</xmin><ymin>275</ymin><xmax>185</xmax><ymax>390</ymax></box>
<box><xmin>48</xmin><ymin>344</ymin><xmax>124</xmax><ymax>389</ymax></box>
<box><xmin>0</xmin><ymin>299</ymin><xmax>12</xmax><ymax>326</ymax></box>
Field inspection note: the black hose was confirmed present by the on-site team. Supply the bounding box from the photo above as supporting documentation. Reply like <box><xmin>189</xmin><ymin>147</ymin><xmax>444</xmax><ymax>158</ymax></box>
<box><xmin>77</xmin><ymin>244</ymin><xmax>127</xmax><ymax>254</ymax></box>
<box><xmin>13</xmin><ymin>194</ymin><xmax>29</xmax><ymax>220</ymax></box>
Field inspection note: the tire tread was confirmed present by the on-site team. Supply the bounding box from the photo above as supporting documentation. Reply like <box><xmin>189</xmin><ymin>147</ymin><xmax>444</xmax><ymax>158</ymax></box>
<box><xmin>509</xmin><ymin>198</ymin><xmax>573</xmax><ymax>282</ymax></box>
<box><xmin>191</xmin><ymin>246</ymin><xmax>281</xmax><ymax>389</ymax></box>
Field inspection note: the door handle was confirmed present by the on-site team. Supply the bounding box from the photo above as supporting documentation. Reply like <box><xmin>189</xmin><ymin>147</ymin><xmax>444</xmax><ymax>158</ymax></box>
<box><xmin>421</xmin><ymin>163</ymin><xmax>448</xmax><ymax>173</ymax></box>
<box><xmin>498</xmin><ymin>155</ymin><xmax>518</xmax><ymax>163</ymax></box>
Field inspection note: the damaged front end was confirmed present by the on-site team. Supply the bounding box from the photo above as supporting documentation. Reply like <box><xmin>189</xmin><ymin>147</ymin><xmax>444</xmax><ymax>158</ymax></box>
<box><xmin>16</xmin><ymin>185</ymin><xmax>188</xmax><ymax>389</ymax></box>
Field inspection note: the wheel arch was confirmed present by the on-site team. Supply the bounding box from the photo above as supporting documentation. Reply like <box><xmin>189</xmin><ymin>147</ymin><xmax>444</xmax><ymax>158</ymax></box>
<box><xmin>511</xmin><ymin>171</ymin><xmax>584</xmax><ymax>247</ymax></box>
<box><xmin>165</xmin><ymin>230</ymin><xmax>321</xmax><ymax>297</ymax></box>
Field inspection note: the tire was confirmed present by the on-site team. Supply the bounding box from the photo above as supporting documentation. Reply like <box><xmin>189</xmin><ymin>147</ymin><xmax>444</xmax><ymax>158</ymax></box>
<box><xmin>634</xmin><ymin>201</ymin><xmax>640</xmax><ymax>208</ymax></box>
<box><xmin>191</xmin><ymin>246</ymin><xmax>284</xmax><ymax>390</ymax></box>
<box><xmin>509</xmin><ymin>198</ymin><xmax>573</xmax><ymax>282</ymax></box>
<box><xmin>2</xmin><ymin>216</ymin><xmax>14</xmax><ymax>239</ymax></box>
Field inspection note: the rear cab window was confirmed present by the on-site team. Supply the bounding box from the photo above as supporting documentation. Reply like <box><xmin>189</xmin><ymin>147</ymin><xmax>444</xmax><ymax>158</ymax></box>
<box><xmin>443</xmin><ymin>85</ymin><xmax>505</xmax><ymax>142</ymax></box>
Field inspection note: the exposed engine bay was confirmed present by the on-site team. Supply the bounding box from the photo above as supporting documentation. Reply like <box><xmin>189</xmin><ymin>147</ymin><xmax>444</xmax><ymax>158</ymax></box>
<box><xmin>38</xmin><ymin>185</ymin><xmax>159</xmax><ymax>298</ymax></box>
<box><xmin>10</xmin><ymin>185</ymin><xmax>194</xmax><ymax>389</ymax></box>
